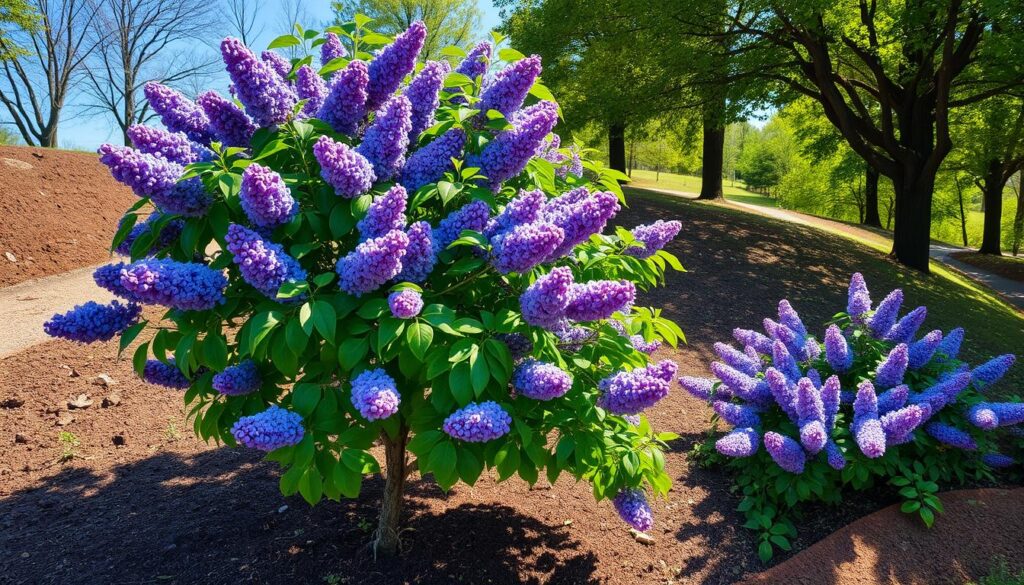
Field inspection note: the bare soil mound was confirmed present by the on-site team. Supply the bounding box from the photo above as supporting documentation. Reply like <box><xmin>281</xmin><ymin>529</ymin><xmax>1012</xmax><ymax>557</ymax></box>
<box><xmin>0</xmin><ymin>145</ymin><xmax>135</xmax><ymax>287</ymax></box>
<box><xmin>740</xmin><ymin>488</ymin><xmax>1024</xmax><ymax>585</ymax></box>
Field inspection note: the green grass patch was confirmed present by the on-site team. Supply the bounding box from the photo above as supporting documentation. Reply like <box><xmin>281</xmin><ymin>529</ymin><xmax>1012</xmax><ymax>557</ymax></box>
<box><xmin>628</xmin><ymin>169</ymin><xmax>773</xmax><ymax>203</ymax></box>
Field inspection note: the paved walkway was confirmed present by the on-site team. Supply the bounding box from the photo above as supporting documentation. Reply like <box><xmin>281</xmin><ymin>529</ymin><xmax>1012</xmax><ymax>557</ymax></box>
<box><xmin>0</xmin><ymin>263</ymin><xmax>113</xmax><ymax>358</ymax></box>
<box><xmin>631</xmin><ymin>185</ymin><xmax>1024</xmax><ymax>311</ymax></box>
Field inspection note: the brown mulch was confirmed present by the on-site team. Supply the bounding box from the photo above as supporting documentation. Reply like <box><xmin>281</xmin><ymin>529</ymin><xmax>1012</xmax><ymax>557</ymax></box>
<box><xmin>739</xmin><ymin>488</ymin><xmax>1024</xmax><ymax>585</ymax></box>
<box><xmin>0</xmin><ymin>145</ymin><xmax>136</xmax><ymax>287</ymax></box>
<box><xmin>1</xmin><ymin>193</ymin><xmax>1022</xmax><ymax>585</ymax></box>
<box><xmin>950</xmin><ymin>251</ymin><xmax>1024</xmax><ymax>283</ymax></box>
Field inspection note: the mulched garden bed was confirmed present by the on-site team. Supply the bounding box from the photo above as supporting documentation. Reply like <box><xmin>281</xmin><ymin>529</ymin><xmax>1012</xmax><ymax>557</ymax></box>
<box><xmin>1</xmin><ymin>193</ymin><xmax>1021</xmax><ymax>584</ymax></box>
<box><xmin>0</xmin><ymin>145</ymin><xmax>137</xmax><ymax>287</ymax></box>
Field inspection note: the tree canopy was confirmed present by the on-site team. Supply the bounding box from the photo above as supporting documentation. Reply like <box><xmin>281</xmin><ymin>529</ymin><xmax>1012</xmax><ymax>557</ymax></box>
<box><xmin>332</xmin><ymin>0</ymin><xmax>482</xmax><ymax>60</ymax></box>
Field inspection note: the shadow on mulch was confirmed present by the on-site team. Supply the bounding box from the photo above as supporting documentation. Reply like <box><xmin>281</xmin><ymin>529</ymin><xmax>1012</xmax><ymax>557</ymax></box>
<box><xmin>0</xmin><ymin>449</ymin><xmax>600</xmax><ymax>585</ymax></box>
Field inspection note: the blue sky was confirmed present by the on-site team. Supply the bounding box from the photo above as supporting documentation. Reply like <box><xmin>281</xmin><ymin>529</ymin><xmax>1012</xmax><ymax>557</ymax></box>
<box><xmin>57</xmin><ymin>1</ymin><xmax>503</xmax><ymax>150</ymax></box>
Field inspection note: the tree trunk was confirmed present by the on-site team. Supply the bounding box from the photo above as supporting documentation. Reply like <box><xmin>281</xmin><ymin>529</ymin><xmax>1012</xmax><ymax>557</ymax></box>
<box><xmin>863</xmin><ymin>166</ymin><xmax>882</xmax><ymax>227</ymax></box>
<box><xmin>979</xmin><ymin>161</ymin><xmax>1005</xmax><ymax>255</ymax></box>
<box><xmin>374</xmin><ymin>427</ymin><xmax>408</xmax><ymax>557</ymax></box>
<box><xmin>40</xmin><ymin>125</ymin><xmax>57</xmax><ymax>148</ymax></box>
<box><xmin>953</xmin><ymin>173</ymin><xmax>969</xmax><ymax>247</ymax></box>
<box><xmin>1013</xmin><ymin>191</ymin><xmax>1024</xmax><ymax>256</ymax></box>
<box><xmin>627</xmin><ymin>140</ymin><xmax>634</xmax><ymax>178</ymax></box>
<box><xmin>608</xmin><ymin>122</ymin><xmax>626</xmax><ymax>174</ymax></box>
<box><xmin>698</xmin><ymin>117</ymin><xmax>725</xmax><ymax>200</ymax></box>
<box><xmin>890</xmin><ymin>165</ymin><xmax>935</xmax><ymax>273</ymax></box>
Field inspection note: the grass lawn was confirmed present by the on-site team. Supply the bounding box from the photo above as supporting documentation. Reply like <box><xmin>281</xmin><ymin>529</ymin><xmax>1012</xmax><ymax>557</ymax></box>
<box><xmin>627</xmin><ymin>169</ymin><xmax>779</xmax><ymax>207</ymax></box>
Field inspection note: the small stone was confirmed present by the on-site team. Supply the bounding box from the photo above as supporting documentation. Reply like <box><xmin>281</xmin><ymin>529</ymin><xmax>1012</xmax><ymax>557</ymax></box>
<box><xmin>563</xmin><ymin>519</ymin><xmax>573</xmax><ymax>526</ymax></box>
<box><xmin>630</xmin><ymin>529</ymin><xmax>656</xmax><ymax>546</ymax></box>
<box><xmin>56</xmin><ymin>413</ymin><xmax>74</xmax><ymax>426</ymax></box>
<box><xmin>92</xmin><ymin>374</ymin><xmax>117</xmax><ymax>387</ymax></box>
<box><xmin>277</xmin><ymin>505</ymin><xmax>289</xmax><ymax>514</ymax></box>
<box><xmin>44</xmin><ymin>405</ymin><xmax>61</xmax><ymax>414</ymax></box>
<box><xmin>0</xmin><ymin>397</ymin><xmax>25</xmax><ymax>409</ymax></box>
<box><xmin>112</xmin><ymin>434</ymin><xmax>126</xmax><ymax>446</ymax></box>
<box><xmin>102</xmin><ymin>392</ymin><xmax>122</xmax><ymax>408</ymax></box>
<box><xmin>14</xmin><ymin>433</ymin><xmax>29</xmax><ymax>444</ymax></box>
<box><xmin>4</xmin><ymin>252</ymin><xmax>16</xmax><ymax>263</ymax></box>
<box><xmin>67</xmin><ymin>394</ymin><xmax>93</xmax><ymax>409</ymax></box>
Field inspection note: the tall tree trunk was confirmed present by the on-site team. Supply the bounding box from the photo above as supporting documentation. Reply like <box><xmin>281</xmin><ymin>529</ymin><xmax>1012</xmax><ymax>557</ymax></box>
<box><xmin>374</xmin><ymin>427</ymin><xmax>408</xmax><ymax>557</ymax></box>
<box><xmin>890</xmin><ymin>164</ymin><xmax>936</xmax><ymax>272</ymax></box>
<box><xmin>627</xmin><ymin>140</ymin><xmax>634</xmax><ymax>178</ymax></box>
<box><xmin>952</xmin><ymin>172</ymin><xmax>969</xmax><ymax>247</ymax></box>
<box><xmin>41</xmin><ymin>125</ymin><xmax>58</xmax><ymax>148</ymax></box>
<box><xmin>979</xmin><ymin>160</ymin><xmax>1005</xmax><ymax>255</ymax></box>
<box><xmin>608</xmin><ymin>122</ymin><xmax>626</xmax><ymax>174</ymax></box>
<box><xmin>863</xmin><ymin>166</ymin><xmax>882</xmax><ymax>227</ymax></box>
<box><xmin>1013</xmin><ymin>187</ymin><xmax>1024</xmax><ymax>256</ymax></box>
<box><xmin>698</xmin><ymin>100</ymin><xmax>725</xmax><ymax>200</ymax></box>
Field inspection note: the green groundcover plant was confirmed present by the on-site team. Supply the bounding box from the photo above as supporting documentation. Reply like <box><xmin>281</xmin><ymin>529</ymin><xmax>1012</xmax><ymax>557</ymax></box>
<box><xmin>43</xmin><ymin>19</ymin><xmax>686</xmax><ymax>554</ymax></box>
<box><xmin>682</xmin><ymin>273</ymin><xmax>1023</xmax><ymax>561</ymax></box>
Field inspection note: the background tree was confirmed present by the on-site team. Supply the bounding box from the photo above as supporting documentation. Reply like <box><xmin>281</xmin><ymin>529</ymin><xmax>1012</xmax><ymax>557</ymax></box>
<box><xmin>332</xmin><ymin>0</ymin><xmax>481</xmax><ymax>61</ymax></box>
<box><xmin>225</xmin><ymin>0</ymin><xmax>264</xmax><ymax>47</ymax></box>
<box><xmin>707</xmin><ymin>0</ymin><xmax>1024</xmax><ymax>271</ymax></box>
<box><xmin>0</xmin><ymin>0</ymin><xmax>99</xmax><ymax>147</ymax></box>
<box><xmin>82</xmin><ymin>0</ymin><xmax>215</xmax><ymax>145</ymax></box>
<box><xmin>0</xmin><ymin>0</ymin><xmax>38</xmax><ymax>59</ymax></box>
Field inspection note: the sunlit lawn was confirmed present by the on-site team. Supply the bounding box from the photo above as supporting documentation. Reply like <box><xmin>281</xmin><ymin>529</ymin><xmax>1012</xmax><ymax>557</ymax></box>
<box><xmin>628</xmin><ymin>169</ymin><xmax>779</xmax><ymax>207</ymax></box>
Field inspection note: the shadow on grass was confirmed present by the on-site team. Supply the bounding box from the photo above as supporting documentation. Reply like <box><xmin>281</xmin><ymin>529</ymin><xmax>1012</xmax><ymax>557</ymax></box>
<box><xmin>0</xmin><ymin>448</ymin><xmax>598</xmax><ymax>585</ymax></box>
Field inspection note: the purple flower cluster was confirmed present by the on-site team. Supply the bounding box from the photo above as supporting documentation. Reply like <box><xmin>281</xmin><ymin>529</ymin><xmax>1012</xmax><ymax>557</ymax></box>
<box><xmin>396</xmin><ymin>221</ymin><xmax>435</xmax><ymax>283</ymax></box>
<box><xmin>127</xmin><ymin>125</ymin><xmax>204</xmax><ymax>165</ymax></box>
<box><xmin>400</xmin><ymin>128</ymin><xmax>465</xmax><ymax>192</ymax></box>
<box><xmin>97</xmin><ymin>144</ymin><xmax>212</xmax><ymax>217</ymax></box>
<box><xmin>356</xmin><ymin>95</ymin><xmax>412</xmax><ymax>181</ymax></box>
<box><xmin>613</xmin><ymin>488</ymin><xmax>654</xmax><ymax>532</ymax></box>
<box><xmin>295</xmin><ymin>65</ymin><xmax>328</xmax><ymax>116</ymax></box>
<box><xmin>454</xmin><ymin>41</ymin><xmax>492</xmax><ymax>80</ymax></box>
<box><xmin>221</xmin><ymin>37</ymin><xmax>297</xmax><ymax>127</ymax></box>
<box><xmin>443</xmin><ymin>401</ymin><xmax>512</xmax><ymax>442</ymax></box>
<box><xmin>598</xmin><ymin>360</ymin><xmax>677</xmax><ymax>415</ymax></box>
<box><xmin>366</xmin><ymin>21</ymin><xmax>426</xmax><ymax>111</ymax></box>
<box><xmin>119</xmin><ymin>259</ymin><xmax>227</xmax><ymax>310</ymax></box>
<box><xmin>358</xmin><ymin>185</ymin><xmax>407</xmax><ymax>240</ymax></box>
<box><xmin>565</xmin><ymin>280</ymin><xmax>635</xmax><ymax>321</ymax></box>
<box><xmin>143</xmin><ymin>359</ymin><xmax>191</xmax><ymax>389</ymax></box>
<box><xmin>93</xmin><ymin>262</ymin><xmax>137</xmax><ymax>300</ymax></box>
<box><xmin>319</xmin><ymin>60</ymin><xmax>369</xmax><ymax>135</ymax></box>
<box><xmin>490</xmin><ymin>221</ymin><xmax>564</xmax><ymax>273</ymax></box>
<box><xmin>519</xmin><ymin>266</ymin><xmax>635</xmax><ymax>329</ymax></box>
<box><xmin>478</xmin><ymin>55</ymin><xmax>542</xmax><ymax>117</ymax></box>
<box><xmin>691</xmin><ymin>272</ymin><xmax>1021</xmax><ymax>475</ymax></box>
<box><xmin>388</xmin><ymin>290</ymin><xmax>423</xmax><ymax>318</ymax></box>
<box><xmin>143</xmin><ymin>82</ymin><xmax>211</xmax><ymax>143</ymax></box>
<box><xmin>540</xmin><ymin>187</ymin><xmax>620</xmax><ymax>260</ymax></box>
<box><xmin>405</xmin><ymin>60</ymin><xmax>450</xmax><ymax>142</ymax></box>
<box><xmin>261</xmin><ymin>50</ymin><xmax>292</xmax><ymax>80</ymax></box>
<box><xmin>513</xmin><ymin>359</ymin><xmax>572</xmax><ymax>400</ymax></box>
<box><xmin>624</xmin><ymin>220</ymin><xmax>682</xmax><ymax>259</ymax></box>
<box><xmin>350</xmin><ymin>369</ymin><xmax>401</xmax><ymax>421</ymax></box>
<box><xmin>472</xmin><ymin>101</ymin><xmax>559</xmax><ymax>190</ymax></box>
<box><xmin>212</xmin><ymin>360</ymin><xmax>261</xmax><ymax>396</ymax></box>
<box><xmin>336</xmin><ymin>230</ymin><xmax>409</xmax><ymax>296</ymax></box>
<box><xmin>44</xmin><ymin>300</ymin><xmax>141</xmax><ymax>343</ymax></box>
<box><xmin>225</xmin><ymin>224</ymin><xmax>307</xmax><ymax>300</ymax></box>
<box><xmin>197</xmin><ymin>91</ymin><xmax>256</xmax><ymax>147</ymax></box>
<box><xmin>496</xmin><ymin>332</ymin><xmax>533</xmax><ymax>360</ymax></box>
<box><xmin>320</xmin><ymin>32</ymin><xmax>347</xmax><ymax>65</ymax></box>
<box><xmin>231</xmin><ymin>405</ymin><xmax>304</xmax><ymax>451</ymax></box>
<box><xmin>314</xmin><ymin>135</ymin><xmax>376</xmax><ymax>198</ymax></box>
<box><xmin>432</xmin><ymin>199</ymin><xmax>491</xmax><ymax>253</ymax></box>
<box><xmin>240</xmin><ymin>163</ymin><xmax>298</xmax><ymax>229</ymax></box>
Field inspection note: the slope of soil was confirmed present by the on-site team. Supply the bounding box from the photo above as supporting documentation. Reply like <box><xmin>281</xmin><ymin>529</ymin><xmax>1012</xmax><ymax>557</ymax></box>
<box><xmin>0</xmin><ymin>146</ymin><xmax>136</xmax><ymax>287</ymax></box>
<box><xmin>1</xmin><ymin>194</ymin><xmax>1022</xmax><ymax>585</ymax></box>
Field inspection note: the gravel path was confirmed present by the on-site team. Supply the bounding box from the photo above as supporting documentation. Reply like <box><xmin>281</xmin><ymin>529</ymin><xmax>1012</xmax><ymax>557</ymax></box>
<box><xmin>0</xmin><ymin>263</ymin><xmax>113</xmax><ymax>358</ymax></box>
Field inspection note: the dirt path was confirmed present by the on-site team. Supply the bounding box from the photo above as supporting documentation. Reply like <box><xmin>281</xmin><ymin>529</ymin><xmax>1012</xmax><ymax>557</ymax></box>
<box><xmin>0</xmin><ymin>263</ymin><xmax>113</xmax><ymax>358</ymax></box>
<box><xmin>632</xmin><ymin>185</ymin><xmax>1024</xmax><ymax>311</ymax></box>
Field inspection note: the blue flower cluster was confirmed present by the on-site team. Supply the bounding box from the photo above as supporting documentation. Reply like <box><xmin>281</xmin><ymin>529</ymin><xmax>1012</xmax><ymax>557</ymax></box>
<box><xmin>320</xmin><ymin>32</ymin><xmax>347</xmax><ymax>64</ymax></box>
<box><xmin>400</xmin><ymin>128</ymin><xmax>465</xmax><ymax>192</ymax></box>
<box><xmin>225</xmin><ymin>224</ymin><xmax>307</xmax><ymax>300</ymax></box>
<box><xmin>396</xmin><ymin>221</ymin><xmax>436</xmax><ymax>283</ymax></box>
<box><xmin>213</xmin><ymin>360</ymin><xmax>262</xmax><ymax>396</ymax></box>
<box><xmin>115</xmin><ymin>213</ymin><xmax>184</xmax><ymax>257</ymax></box>
<box><xmin>143</xmin><ymin>359</ymin><xmax>191</xmax><ymax>389</ymax></box>
<box><xmin>119</xmin><ymin>259</ymin><xmax>227</xmax><ymax>310</ymax></box>
<box><xmin>388</xmin><ymin>290</ymin><xmax>423</xmax><ymax>318</ymax></box>
<box><xmin>231</xmin><ymin>405</ymin><xmax>305</xmax><ymax>451</ymax></box>
<box><xmin>296</xmin><ymin>65</ymin><xmax>328</xmax><ymax>117</ymax></box>
<box><xmin>443</xmin><ymin>401</ymin><xmax>512</xmax><ymax>442</ymax></box>
<box><xmin>358</xmin><ymin>185</ymin><xmax>407</xmax><ymax>240</ymax></box>
<box><xmin>350</xmin><ymin>368</ymin><xmax>401</xmax><ymax>421</ymax></box>
<box><xmin>613</xmin><ymin>488</ymin><xmax>654</xmax><ymax>532</ymax></box>
<box><xmin>432</xmin><ymin>199</ymin><xmax>491</xmax><ymax>253</ymax></box>
<box><xmin>44</xmin><ymin>300</ymin><xmax>141</xmax><ymax>343</ymax></box>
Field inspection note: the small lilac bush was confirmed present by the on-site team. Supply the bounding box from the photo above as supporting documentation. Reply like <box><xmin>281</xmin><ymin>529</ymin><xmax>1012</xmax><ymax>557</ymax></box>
<box><xmin>682</xmin><ymin>273</ymin><xmax>1022</xmax><ymax>561</ymax></box>
<box><xmin>44</xmin><ymin>20</ymin><xmax>685</xmax><ymax>554</ymax></box>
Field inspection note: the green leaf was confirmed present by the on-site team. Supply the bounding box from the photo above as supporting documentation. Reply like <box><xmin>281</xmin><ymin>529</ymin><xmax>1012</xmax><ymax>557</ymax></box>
<box><xmin>202</xmin><ymin>333</ymin><xmax>228</xmax><ymax>371</ymax></box>
<box><xmin>268</xmin><ymin>34</ymin><xmax>302</xmax><ymax>49</ymax></box>
<box><xmin>292</xmin><ymin>383</ymin><xmax>322</xmax><ymax>417</ymax></box>
<box><xmin>456</xmin><ymin>448</ymin><xmax>483</xmax><ymax>485</ymax></box>
<box><xmin>285</xmin><ymin>319</ymin><xmax>309</xmax><ymax>356</ymax></box>
<box><xmin>299</xmin><ymin>467</ymin><xmax>323</xmax><ymax>506</ymax></box>
<box><xmin>920</xmin><ymin>506</ymin><xmax>935</xmax><ymax>528</ymax></box>
<box><xmin>333</xmin><ymin>462</ymin><xmax>361</xmax><ymax>498</ymax></box>
<box><xmin>406</xmin><ymin>322</ymin><xmax>434</xmax><ymax>360</ymax></box>
<box><xmin>432</xmin><ymin>441</ymin><xmax>457</xmax><ymax>477</ymax></box>
<box><xmin>132</xmin><ymin>341</ymin><xmax>149</xmax><ymax>377</ymax></box>
<box><xmin>470</xmin><ymin>348</ymin><xmax>489</xmax><ymax>397</ymax></box>
<box><xmin>337</xmin><ymin>336</ymin><xmax>369</xmax><ymax>371</ymax></box>
<box><xmin>494</xmin><ymin>443</ymin><xmax>520</xmax><ymax>481</ymax></box>
<box><xmin>758</xmin><ymin>540</ymin><xmax>774</xmax><ymax>563</ymax></box>
<box><xmin>449</xmin><ymin>362</ymin><xmax>472</xmax><ymax>406</ymax></box>
<box><xmin>312</xmin><ymin>300</ymin><xmax>337</xmax><ymax>340</ymax></box>
<box><xmin>118</xmin><ymin>321</ymin><xmax>147</xmax><ymax>356</ymax></box>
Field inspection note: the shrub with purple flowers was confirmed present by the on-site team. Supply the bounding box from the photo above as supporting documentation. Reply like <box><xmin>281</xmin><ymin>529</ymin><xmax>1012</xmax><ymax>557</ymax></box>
<box><xmin>685</xmin><ymin>273</ymin><xmax>1022</xmax><ymax>561</ymax></box>
<box><xmin>46</xmin><ymin>19</ymin><xmax>685</xmax><ymax>557</ymax></box>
